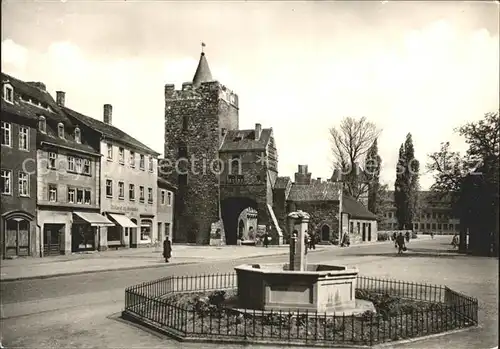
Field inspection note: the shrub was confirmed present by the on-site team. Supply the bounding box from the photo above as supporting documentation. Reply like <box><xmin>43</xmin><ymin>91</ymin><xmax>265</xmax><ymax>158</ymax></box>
<box><xmin>411</xmin><ymin>231</ymin><xmax>418</xmax><ymax>239</ymax></box>
<box><xmin>377</xmin><ymin>232</ymin><xmax>390</xmax><ymax>241</ymax></box>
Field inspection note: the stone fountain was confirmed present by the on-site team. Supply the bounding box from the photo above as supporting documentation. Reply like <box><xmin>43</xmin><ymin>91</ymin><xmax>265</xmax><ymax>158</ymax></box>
<box><xmin>234</xmin><ymin>210</ymin><xmax>374</xmax><ymax>315</ymax></box>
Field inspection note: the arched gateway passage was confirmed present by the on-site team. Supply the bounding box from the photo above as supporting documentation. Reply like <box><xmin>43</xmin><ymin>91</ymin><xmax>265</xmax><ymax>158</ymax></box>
<box><xmin>221</xmin><ymin>197</ymin><xmax>258</xmax><ymax>245</ymax></box>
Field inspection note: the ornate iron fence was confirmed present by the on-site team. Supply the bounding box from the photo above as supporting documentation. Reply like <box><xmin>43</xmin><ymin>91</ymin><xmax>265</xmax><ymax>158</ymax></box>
<box><xmin>123</xmin><ymin>273</ymin><xmax>478</xmax><ymax>347</ymax></box>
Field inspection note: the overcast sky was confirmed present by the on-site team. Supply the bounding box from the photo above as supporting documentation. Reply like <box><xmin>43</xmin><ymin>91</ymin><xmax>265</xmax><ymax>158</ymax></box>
<box><xmin>2</xmin><ymin>0</ymin><xmax>499</xmax><ymax>190</ymax></box>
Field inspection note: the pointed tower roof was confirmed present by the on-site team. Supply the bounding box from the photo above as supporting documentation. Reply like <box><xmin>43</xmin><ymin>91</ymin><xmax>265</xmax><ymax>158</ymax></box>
<box><xmin>192</xmin><ymin>51</ymin><xmax>213</xmax><ymax>87</ymax></box>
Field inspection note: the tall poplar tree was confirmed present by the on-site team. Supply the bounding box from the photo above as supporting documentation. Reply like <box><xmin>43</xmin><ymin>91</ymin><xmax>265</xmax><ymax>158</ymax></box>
<box><xmin>365</xmin><ymin>139</ymin><xmax>382</xmax><ymax>215</ymax></box>
<box><xmin>394</xmin><ymin>134</ymin><xmax>420</xmax><ymax>230</ymax></box>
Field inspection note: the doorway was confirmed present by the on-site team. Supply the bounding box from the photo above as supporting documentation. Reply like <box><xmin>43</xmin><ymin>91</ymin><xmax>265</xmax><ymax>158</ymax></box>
<box><xmin>367</xmin><ymin>223</ymin><xmax>372</xmax><ymax>241</ymax></box>
<box><xmin>362</xmin><ymin>223</ymin><xmax>367</xmax><ymax>241</ymax></box>
<box><xmin>321</xmin><ymin>225</ymin><xmax>330</xmax><ymax>242</ymax></box>
<box><xmin>221</xmin><ymin>197</ymin><xmax>258</xmax><ymax>245</ymax></box>
<box><xmin>44</xmin><ymin>224</ymin><xmax>64</xmax><ymax>256</ymax></box>
<box><xmin>130</xmin><ymin>219</ymin><xmax>137</xmax><ymax>247</ymax></box>
<box><xmin>4</xmin><ymin>219</ymin><xmax>30</xmax><ymax>257</ymax></box>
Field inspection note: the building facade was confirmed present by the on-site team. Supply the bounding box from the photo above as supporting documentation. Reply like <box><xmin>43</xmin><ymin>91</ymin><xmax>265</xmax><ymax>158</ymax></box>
<box><xmin>164</xmin><ymin>50</ymin><xmax>378</xmax><ymax>245</ymax></box>
<box><xmin>380</xmin><ymin>191</ymin><xmax>460</xmax><ymax>234</ymax></box>
<box><xmin>157</xmin><ymin>177</ymin><xmax>176</xmax><ymax>243</ymax></box>
<box><xmin>64</xmin><ymin>102</ymin><xmax>160</xmax><ymax>249</ymax></box>
<box><xmin>1</xmin><ymin>74</ymin><xmax>39</xmax><ymax>258</ymax></box>
<box><xmin>164</xmin><ymin>51</ymin><xmax>241</xmax><ymax>244</ymax></box>
<box><xmin>36</xmin><ymin>90</ymin><xmax>113</xmax><ymax>256</ymax></box>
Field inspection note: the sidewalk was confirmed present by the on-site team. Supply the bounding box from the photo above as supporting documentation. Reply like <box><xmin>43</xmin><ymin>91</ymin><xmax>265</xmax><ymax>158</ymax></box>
<box><xmin>0</xmin><ymin>235</ymin><xmax>431</xmax><ymax>282</ymax></box>
<box><xmin>0</xmin><ymin>244</ymin><xmax>323</xmax><ymax>282</ymax></box>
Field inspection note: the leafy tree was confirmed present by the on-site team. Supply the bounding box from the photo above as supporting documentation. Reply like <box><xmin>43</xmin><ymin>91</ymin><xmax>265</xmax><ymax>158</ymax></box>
<box><xmin>330</xmin><ymin>117</ymin><xmax>381</xmax><ymax>200</ymax></box>
<box><xmin>426</xmin><ymin>142</ymin><xmax>469</xmax><ymax>216</ymax></box>
<box><xmin>394</xmin><ymin>134</ymin><xmax>420</xmax><ymax>230</ymax></box>
<box><xmin>427</xmin><ymin>112</ymin><xmax>499</xmax><ymax>254</ymax></box>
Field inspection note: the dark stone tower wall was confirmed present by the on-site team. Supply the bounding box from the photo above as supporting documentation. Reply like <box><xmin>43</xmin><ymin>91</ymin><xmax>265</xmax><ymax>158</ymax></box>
<box><xmin>164</xmin><ymin>81</ymin><xmax>239</xmax><ymax>244</ymax></box>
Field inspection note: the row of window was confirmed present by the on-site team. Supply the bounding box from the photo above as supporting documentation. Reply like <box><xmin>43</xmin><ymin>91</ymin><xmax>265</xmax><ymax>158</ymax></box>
<box><xmin>107</xmin><ymin>144</ymin><xmax>154</xmax><ymax>172</ymax></box>
<box><xmin>1</xmin><ymin>122</ymin><xmax>30</xmax><ymax>150</ymax></box>
<box><xmin>384</xmin><ymin>222</ymin><xmax>460</xmax><ymax>231</ymax></box>
<box><xmin>384</xmin><ymin>211</ymin><xmax>452</xmax><ymax>220</ymax></box>
<box><xmin>3</xmin><ymin>84</ymin><xmax>53</xmax><ymax>111</ymax></box>
<box><xmin>47</xmin><ymin>152</ymin><xmax>92</xmax><ymax>175</ymax></box>
<box><xmin>104</xmin><ymin>179</ymin><xmax>172</xmax><ymax>205</ymax></box>
<box><xmin>39</xmin><ymin>117</ymin><xmax>81</xmax><ymax>143</ymax></box>
<box><xmin>1</xmin><ymin>170</ymin><xmax>30</xmax><ymax>196</ymax></box>
<box><xmin>48</xmin><ymin>185</ymin><xmax>92</xmax><ymax>205</ymax></box>
<box><xmin>1</xmin><ymin>120</ymin><xmax>82</xmax><ymax>150</ymax></box>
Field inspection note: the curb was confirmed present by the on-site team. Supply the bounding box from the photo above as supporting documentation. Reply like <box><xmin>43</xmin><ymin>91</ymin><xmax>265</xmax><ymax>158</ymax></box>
<box><xmin>0</xmin><ymin>261</ymin><xmax>195</xmax><ymax>282</ymax></box>
<box><xmin>0</xmin><ymin>250</ymin><xmax>295</xmax><ymax>282</ymax></box>
<box><xmin>0</xmin><ymin>238</ymin><xmax>432</xmax><ymax>282</ymax></box>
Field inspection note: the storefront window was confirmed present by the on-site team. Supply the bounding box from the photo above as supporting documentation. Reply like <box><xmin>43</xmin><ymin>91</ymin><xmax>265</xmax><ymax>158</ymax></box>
<box><xmin>140</xmin><ymin>219</ymin><xmax>152</xmax><ymax>241</ymax></box>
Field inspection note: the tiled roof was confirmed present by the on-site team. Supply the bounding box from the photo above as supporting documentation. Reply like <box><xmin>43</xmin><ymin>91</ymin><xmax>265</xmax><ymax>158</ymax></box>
<box><xmin>1</xmin><ymin>99</ymin><xmax>39</xmax><ymax>121</ymax></box>
<box><xmin>158</xmin><ymin>177</ymin><xmax>177</xmax><ymax>190</ymax></box>
<box><xmin>342</xmin><ymin>195</ymin><xmax>377</xmax><ymax>220</ymax></box>
<box><xmin>2</xmin><ymin>73</ymin><xmax>67</xmax><ymax>123</ymax></box>
<box><xmin>192</xmin><ymin>53</ymin><xmax>213</xmax><ymax>87</ymax></box>
<box><xmin>219</xmin><ymin>128</ymin><xmax>272</xmax><ymax>151</ymax></box>
<box><xmin>287</xmin><ymin>182</ymin><xmax>342</xmax><ymax>202</ymax></box>
<box><xmin>38</xmin><ymin>132</ymin><xmax>99</xmax><ymax>155</ymax></box>
<box><xmin>275</xmin><ymin>176</ymin><xmax>291</xmax><ymax>189</ymax></box>
<box><xmin>63</xmin><ymin>107</ymin><xmax>160</xmax><ymax>156</ymax></box>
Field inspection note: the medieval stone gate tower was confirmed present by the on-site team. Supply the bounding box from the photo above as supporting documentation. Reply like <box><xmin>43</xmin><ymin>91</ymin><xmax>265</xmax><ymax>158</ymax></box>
<box><xmin>163</xmin><ymin>50</ymin><xmax>239</xmax><ymax>244</ymax></box>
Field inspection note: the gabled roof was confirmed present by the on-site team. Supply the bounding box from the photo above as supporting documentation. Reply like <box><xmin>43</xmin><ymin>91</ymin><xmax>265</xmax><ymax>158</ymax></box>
<box><xmin>1</xmin><ymin>73</ymin><xmax>67</xmax><ymax>123</ymax></box>
<box><xmin>330</xmin><ymin>163</ymin><xmax>370</xmax><ymax>182</ymax></box>
<box><xmin>342</xmin><ymin>195</ymin><xmax>377</xmax><ymax>220</ymax></box>
<box><xmin>192</xmin><ymin>52</ymin><xmax>213</xmax><ymax>87</ymax></box>
<box><xmin>63</xmin><ymin>107</ymin><xmax>160</xmax><ymax>156</ymax></box>
<box><xmin>275</xmin><ymin>176</ymin><xmax>291</xmax><ymax>189</ymax></box>
<box><xmin>287</xmin><ymin>182</ymin><xmax>342</xmax><ymax>202</ymax></box>
<box><xmin>219</xmin><ymin>128</ymin><xmax>272</xmax><ymax>151</ymax></box>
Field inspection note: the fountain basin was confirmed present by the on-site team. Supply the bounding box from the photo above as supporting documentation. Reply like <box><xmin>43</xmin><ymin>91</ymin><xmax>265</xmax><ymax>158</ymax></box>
<box><xmin>234</xmin><ymin>263</ymin><xmax>360</xmax><ymax>314</ymax></box>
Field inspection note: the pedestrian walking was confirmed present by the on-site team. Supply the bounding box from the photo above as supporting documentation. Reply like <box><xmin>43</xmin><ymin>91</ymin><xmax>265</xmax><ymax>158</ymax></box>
<box><xmin>163</xmin><ymin>237</ymin><xmax>172</xmax><ymax>263</ymax></box>
<box><xmin>396</xmin><ymin>232</ymin><xmax>406</xmax><ymax>254</ymax></box>
<box><xmin>341</xmin><ymin>232</ymin><xmax>350</xmax><ymax>247</ymax></box>
<box><xmin>392</xmin><ymin>232</ymin><xmax>397</xmax><ymax>248</ymax></box>
<box><xmin>430</xmin><ymin>231</ymin><xmax>434</xmax><ymax>239</ymax></box>
<box><xmin>405</xmin><ymin>231</ymin><xmax>410</xmax><ymax>243</ymax></box>
<box><xmin>263</xmin><ymin>232</ymin><xmax>270</xmax><ymax>248</ymax></box>
<box><xmin>309</xmin><ymin>231</ymin><xmax>316</xmax><ymax>250</ymax></box>
<box><xmin>451</xmin><ymin>234</ymin><xmax>459</xmax><ymax>249</ymax></box>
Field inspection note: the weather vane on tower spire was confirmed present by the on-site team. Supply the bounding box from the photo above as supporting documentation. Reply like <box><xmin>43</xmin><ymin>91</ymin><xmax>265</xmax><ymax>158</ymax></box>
<box><xmin>201</xmin><ymin>42</ymin><xmax>206</xmax><ymax>53</ymax></box>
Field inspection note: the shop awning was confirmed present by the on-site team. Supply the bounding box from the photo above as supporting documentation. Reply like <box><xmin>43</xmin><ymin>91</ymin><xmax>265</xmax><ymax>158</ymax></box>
<box><xmin>73</xmin><ymin>212</ymin><xmax>115</xmax><ymax>227</ymax></box>
<box><xmin>108</xmin><ymin>213</ymin><xmax>137</xmax><ymax>228</ymax></box>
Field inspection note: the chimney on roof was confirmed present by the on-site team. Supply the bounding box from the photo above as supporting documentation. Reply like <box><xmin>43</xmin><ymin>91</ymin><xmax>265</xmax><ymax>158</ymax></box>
<box><xmin>255</xmin><ymin>123</ymin><xmax>262</xmax><ymax>141</ymax></box>
<box><xmin>103</xmin><ymin>104</ymin><xmax>112</xmax><ymax>125</ymax></box>
<box><xmin>56</xmin><ymin>91</ymin><xmax>65</xmax><ymax>107</ymax></box>
<box><xmin>317</xmin><ymin>177</ymin><xmax>321</xmax><ymax>182</ymax></box>
<box><xmin>298</xmin><ymin>165</ymin><xmax>308</xmax><ymax>174</ymax></box>
<box><xmin>295</xmin><ymin>165</ymin><xmax>312</xmax><ymax>184</ymax></box>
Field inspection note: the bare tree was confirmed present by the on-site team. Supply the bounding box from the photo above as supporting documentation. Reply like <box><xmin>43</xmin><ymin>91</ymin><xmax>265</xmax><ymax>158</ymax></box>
<box><xmin>330</xmin><ymin>117</ymin><xmax>381</xmax><ymax>199</ymax></box>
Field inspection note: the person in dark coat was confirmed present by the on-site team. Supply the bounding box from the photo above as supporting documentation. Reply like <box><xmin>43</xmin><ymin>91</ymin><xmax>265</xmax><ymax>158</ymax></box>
<box><xmin>263</xmin><ymin>232</ymin><xmax>269</xmax><ymax>248</ymax></box>
<box><xmin>163</xmin><ymin>238</ymin><xmax>172</xmax><ymax>263</ymax></box>
<box><xmin>396</xmin><ymin>232</ymin><xmax>406</xmax><ymax>254</ymax></box>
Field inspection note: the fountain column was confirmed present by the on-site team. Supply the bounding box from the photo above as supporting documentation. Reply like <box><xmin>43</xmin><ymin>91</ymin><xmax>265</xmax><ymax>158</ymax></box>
<box><xmin>287</xmin><ymin>210</ymin><xmax>310</xmax><ymax>271</ymax></box>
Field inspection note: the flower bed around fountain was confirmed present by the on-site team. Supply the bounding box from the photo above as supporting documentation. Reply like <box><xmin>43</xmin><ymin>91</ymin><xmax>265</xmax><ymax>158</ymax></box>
<box><xmin>122</xmin><ymin>273</ymin><xmax>479</xmax><ymax>347</ymax></box>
